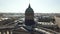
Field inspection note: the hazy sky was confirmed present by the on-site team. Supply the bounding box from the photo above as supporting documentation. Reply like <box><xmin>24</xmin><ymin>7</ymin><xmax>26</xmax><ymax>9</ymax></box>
<box><xmin>0</xmin><ymin>0</ymin><xmax>60</xmax><ymax>13</ymax></box>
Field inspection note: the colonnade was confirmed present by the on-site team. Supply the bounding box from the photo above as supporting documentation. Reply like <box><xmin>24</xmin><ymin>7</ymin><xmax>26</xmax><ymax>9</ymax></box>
<box><xmin>0</xmin><ymin>30</ymin><xmax>12</xmax><ymax>34</ymax></box>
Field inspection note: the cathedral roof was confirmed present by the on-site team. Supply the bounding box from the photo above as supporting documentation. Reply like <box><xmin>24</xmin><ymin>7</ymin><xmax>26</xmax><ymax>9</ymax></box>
<box><xmin>25</xmin><ymin>4</ymin><xmax>34</xmax><ymax>13</ymax></box>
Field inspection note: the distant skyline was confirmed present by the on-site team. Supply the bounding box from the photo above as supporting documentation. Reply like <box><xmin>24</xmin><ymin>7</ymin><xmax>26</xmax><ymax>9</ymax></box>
<box><xmin>0</xmin><ymin>0</ymin><xmax>60</xmax><ymax>13</ymax></box>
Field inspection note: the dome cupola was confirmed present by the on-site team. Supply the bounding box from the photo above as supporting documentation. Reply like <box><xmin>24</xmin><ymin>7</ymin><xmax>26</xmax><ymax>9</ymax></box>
<box><xmin>25</xmin><ymin>4</ymin><xmax>34</xmax><ymax>13</ymax></box>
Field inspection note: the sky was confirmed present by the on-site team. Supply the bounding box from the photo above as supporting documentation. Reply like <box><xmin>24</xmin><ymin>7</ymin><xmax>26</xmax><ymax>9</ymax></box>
<box><xmin>0</xmin><ymin>0</ymin><xmax>60</xmax><ymax>13</ymax></box>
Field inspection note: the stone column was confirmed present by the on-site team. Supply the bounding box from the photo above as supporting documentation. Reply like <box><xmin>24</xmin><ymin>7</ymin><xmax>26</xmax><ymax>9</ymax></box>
<box><xmin>1</xmin><ymin>30</ymin><xmax>4</xmax><ymax>34</ymax></box>
<box><xmin>9</xmin><ymin>30</ymin><xmax>12</xmax><ymax>34</ymax></box>
<box><xmin>4</xmin><ymin>31</ymin><xmax>7</xmax><ymax>34</ymax></box>
<box><xmin>0</xmin><ymin>32</ymin><xmax>1</xmax><ymax>34</ymax></box>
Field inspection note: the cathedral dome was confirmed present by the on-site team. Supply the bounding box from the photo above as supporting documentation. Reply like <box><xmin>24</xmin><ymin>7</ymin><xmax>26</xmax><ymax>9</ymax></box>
<box><xmin>25</xmin><ymin>4</ymin><xmax>34</xmax><ymax>13</ymax></box>
<box><xmin>25</xmin><ymin>4</ymin><xmax>35</xmax><ymax>26</ymax></box>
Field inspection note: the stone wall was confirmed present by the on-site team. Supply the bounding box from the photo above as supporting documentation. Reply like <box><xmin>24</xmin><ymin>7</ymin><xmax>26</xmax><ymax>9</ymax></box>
<box><xmin>54</xmin><ymin>16</ymin><xmax>60</xmax><ymax>28</ymax></box>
